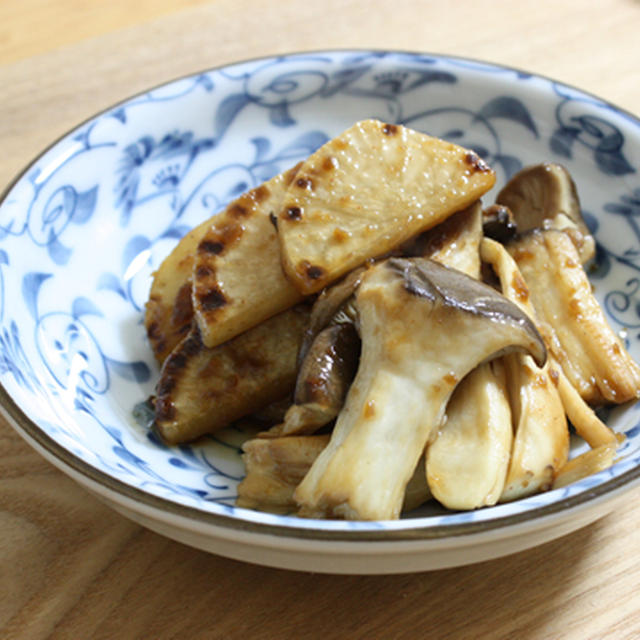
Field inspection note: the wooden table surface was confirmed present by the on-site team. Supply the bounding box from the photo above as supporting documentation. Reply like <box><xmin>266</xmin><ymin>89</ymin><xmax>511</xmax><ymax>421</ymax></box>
<box><xmin>2</xmin><ymin>1</ymin><xmax>640</xmax><ymax>638</ymax></box>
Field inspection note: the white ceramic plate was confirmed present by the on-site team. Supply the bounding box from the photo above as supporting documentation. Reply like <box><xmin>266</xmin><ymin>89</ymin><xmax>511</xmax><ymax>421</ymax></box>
<box><xmin>2</xmin><ymin>50</ymin><xmax>640</xmax><ymax>574</ymax></box>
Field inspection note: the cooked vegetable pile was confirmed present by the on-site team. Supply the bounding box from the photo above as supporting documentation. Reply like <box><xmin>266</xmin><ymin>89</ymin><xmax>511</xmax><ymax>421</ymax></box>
<box><xmin>144</xmin><ymin>119</ymin><xmax>640</xmax><ymax>520</ymax></box>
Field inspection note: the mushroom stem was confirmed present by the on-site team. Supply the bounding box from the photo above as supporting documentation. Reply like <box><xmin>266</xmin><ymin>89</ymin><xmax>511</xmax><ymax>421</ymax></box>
<box><xmin>294</xmin><ymin>257</ymin><xmax>547</xmax><ymax>520</ymax></box>
<box><xmin>427</xmin><ymin>359</ymin><xmax>513</xmax><ymax>509</ymax></box>
<box><xmin>421</xmin><ymin>203</ymin><xmax>515</xmax><ymax>510</ymax></box>
<box><xmin>507</xmin><ymin>230</ymin><xmax>640</xmax><ymax>405</ymax></box>
<box><xmin>481</xmin><ymin>237</ymin><xmax>617</xmax><ymax>449</ymax></box>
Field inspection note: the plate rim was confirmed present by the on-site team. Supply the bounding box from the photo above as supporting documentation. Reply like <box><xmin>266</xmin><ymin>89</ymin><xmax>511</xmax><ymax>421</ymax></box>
<box><xmin>2</xmin><ymin>47</ymin><xmax>640</xmax><ymax>543</ymax></box>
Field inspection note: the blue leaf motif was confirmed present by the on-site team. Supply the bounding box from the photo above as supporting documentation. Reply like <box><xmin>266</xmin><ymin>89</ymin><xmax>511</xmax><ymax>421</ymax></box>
<box><xmin>110</xmin><ymin>108</ymin><xmax>127</xmax><ymax>123</ymax></box>
<box><xmin>441</xmin><ymin>128</ymin><xmax>465</xmax><ymax>140</ymax></box>
<box><xmin>122</xmin><ymin>235</ymin><xmax>151</xmax><ymax>275</ymax></box>
<box><xmin>0</xmin><ymin>321</ymin><xmax>42</xmax><ymax>392</ymax></box>
<box><xmin>251</xmin><ymin>137</ymin><xmax>271</xmax><ymax>163</ymax></box>
<box><xmin>415</xmin><ymin>70</ymin><xmax>458</xmax><ymax>88</ymax></box>
<box><xmin>22</xmin><ymin>272</ymin><xmax>52</xmax><ymax>320</ymax></box>
<box><xmin>74</xmin><ymin>395</ymin><xmax>93</xmax><ymax>413</ymax></box>
<box><xmin>177</xmin><ymin>484</ymin><xmax>209</xmax><ymax>498</ymax></box>
<box><xmin>169</xmin><ymin>457</ymin><xmax>197</xmax><ymax>470</ymax></box>
<box><xmin>106</xmin><ymin>357</ymin><xmax>151</xmax><ymax>383</ymax></box>
<box><xmin>582</xmin><ymin>210</ymin><xmax>599</xmax><ymax>235</ymax></box>
<box><xmin>147</xmin><ymin>430</ymin><xmax>168</xmax><ymax>448</ymax></box>
<box><xmin>113</xmin><ymin>445</ymin><xmax>145</xmax><ymax>466</ymax></box>
<box><xmin>595</xmin><ymin>149</ymin><xmax>636</xmax><ymax>176</ymax></box>
<box><xmin>269</xmin><ymin>102</ymin><xmax>295</xmax><ymax>127</ymax></box>
<box><xmin>588</xmin><ymin>243</ymin><xmax>611</xmax><ymax>279</ymax></box>
<box><xmin>160</xmin><ymin>225</ymin><xmax>191</xmax><ymax>240</ymax></box>
<box><xmin>154</xmin><ymin>131</ymin><xmax>194</xmax><ymax>160</ymax></box>
<box><xmin>0</xmin><ymin>249</ymin><xmax>8</xmax><ymax>265</ymax></box>
<box><xmin>196</xmin><ymin>74</ymin><xmax>214</xmax><ymax>91</ymax></box>
<box><xmin>214</xmin><ymin>93</ymin><xmax>252</xmax><ymax>141</ymax></box>
<box><xmin>47</xmin><ymin>229</ymin><xmax>72</xmax><ymax>265</ymax></box>
<box><xmin>477</xmin><ymin>96</ymin><xmax>539</xmax><ymax>137</ymax></box>
<box><xmin>178</xmin><ymin>443</ymin><xmax>198</xmax><ymax>459</ymax></box>
<box><xmin>324</xmin><ymin>65</ymin><xmax>372</xmax><ymax>96</ymax></box>
<box><xmin>72</xmin><ymin>297</ymin><xmax>103</xmax><ymax>319</ymax></box>
<box><xmin>252</xmin><ymin>163</ymin><xmax>281</xmax><ymax>184</ymax></box>
<box><xmin>604</xmin><ymin>203</ymin><xmax>634</xmax><ymax>216</ymax></box>
<box><xmin>604</xmin><ymin>190</ymin><xmax>640</xmax><ymax>219</ymax></box>
<box><xmin>97</xmin><ymin>273</ymin><xmax>127</xmax><ymax>299</ymax></box>
<box><xmin>104</xmin><ymin>424</ymin><xmax>123</xmax><ymax>443</ymax></box>
<box><xmin>75</xmin><ymin>387</ymin><xmax>94</xmax><ymax>406</ymax></box>
<box><xmin>550</xmin><ymin>126</ymin><xmax>579</xmax><ymax>158</ymax></box>
<box><xmin>71</xmin><ymin>186</ymin><xmax>98</xmax><ymax>224</ymax></box>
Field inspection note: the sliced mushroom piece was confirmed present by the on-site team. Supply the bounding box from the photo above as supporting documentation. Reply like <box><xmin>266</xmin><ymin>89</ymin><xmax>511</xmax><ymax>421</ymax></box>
<box><xmin>237</xmin><ymin>435</ymin><xmax>330</xmax><ymax>513</ymax></box>
<box><xmin>409</xmin><ymin>201</ymin><xmax>483</xmax><ymax>275</ymax></box>
<box><xmin>499</xmin><ymin>352</ymin><xmax>569</xmax><ymax>501</ymax></box>
<box><xmin>249</xmin><ymin>395</ymin><xmax>293</xmax><ymax>425</ymax></box>
<box><xmin>419</xmin><ymin>202</ymin><xmax>515</xmax><ymax>510</ymax></box>
<box><xmin>551</xmin><ymin>364</ymin><xmax>618</xmax><ymax>447</ymax></box>
<box><xmin>480</xmin><ymin>237</ymin><xmax>620</xmax><ymax>497</ymax></box>
<box><xmin>153</xmin><ymin>305</ymin><xmax>310</xmax><ymax>444</ymax></box>
<box><xmin>427</xmin><ymin>359</ymin><xmax>513</xmax><ymax>509</ymax></box>
<box><xmin>297</xmin><ymin>265</ymin><xmax>366</xmax><ymax>366</ymax></box>
<box><xmin>264</xmin><ymin>322</ymin><xmax>360</xmax><ymax>438</ymax></box>
<box><xmin>496</xmin><ymin>163</ymin><xmax>595</xmax><ymax>263</ymax></box>
<box><xmin>237</xmin><ymin>436</ymin><xmax>431</xmax><ymax>514</ymax></box>
<box><xmin>481</xmin><ymin>236</ymin><xmax>618</xmax><ymax>449</ymax></box>
<box><xmin>508</xmin><ymin>229</ymin><xmax>640</xmax><ymax>406</ymax></box>
<box><xmin>259</xmin><ymin>267</ymin><xmax>364</xmax><ymax>439</ymax></box>
<box><xmin>481</xmin><ymin>204</ymin><xmax>518</xmax><ymax>244</ymax></box>
<box><xmin>552</xmin><ymin>440</ymin><xmax>619</xmax><ymax>490</ymax></box>
<box><xmin>294</xmin><ymin>257</ymin><xmax>546</xmax><ymax>520</ymax></box>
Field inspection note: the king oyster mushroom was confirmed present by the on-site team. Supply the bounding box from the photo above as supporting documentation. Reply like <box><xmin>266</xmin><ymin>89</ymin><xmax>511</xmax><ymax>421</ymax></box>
<box><xmin>294</xmin><ymin>257</ymin><xmax>546</xmax><ymax>520</ymax></box>
<box><xmin>495</xmin><ymin>162</ymin><xmax>595</xmax><ymax>263</ymax></box>
<box><xmin>487</xmin><ymin>163</ymin><xmax>640</xmax><ymax>409</ymax></box>
<box><xmin>260</xmin><ymin>268</ymin><xmax>365</xmax><ymax>439</ymax></box>
<box><xmin>427</xmin><ymin>358</ymin><xmax>513</xmax><ymax>508</ymax></box>
<box><xmin>481</xmin><ymin>236</ymin><xmax>618</xmax><ymax>450</ymax></box>
<box><xmin>237</xmin><ymin>435</ymin><xmax>331</xmax><ymax>513</ymax></box>
<box><xmin>552</xmin><ymin>440</ymin><xmax>619</xmax><ymax>490</ymax></box>
<box><xmin>507</xmin><ymin>229</ymin><xmax>640</xmax><ymax>406</ymax></box>
<box><xmin>264</xmin><ymin>322</ymin><xmax>361</xmax><ymax>438</ymax></box>
<box><xmin>237</xmin><ymin>435</ymin><xmax>431</xmax><ymax>514</ymax></box>
<box><xmin>421</xmin><ymin>203</ymin><xmax>516</xmax><ymax>510</ymax></box>
<box><xmin>481</xmin><ymin>237</ymin><xmax>619</xmax><ymax>499</ymax></box>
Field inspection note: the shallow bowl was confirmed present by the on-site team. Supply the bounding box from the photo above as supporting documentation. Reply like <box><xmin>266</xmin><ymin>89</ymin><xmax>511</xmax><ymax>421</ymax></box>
<box><xmin>2</xmin><ymin>50</ymin><xmax>640</xmax><ymax>574</ymax></box>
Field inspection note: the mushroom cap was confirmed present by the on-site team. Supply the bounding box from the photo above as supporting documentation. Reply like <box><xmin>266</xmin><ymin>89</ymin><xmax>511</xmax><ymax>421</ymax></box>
<box><xmin>386</xmin><ymin>257</ymin><xmax>547</xmax><ymax>369</ymax></box>
<box><xmin>496</xmin><ymin>163</ymin><xmax>586</xmax><ymax>235</ymax></box>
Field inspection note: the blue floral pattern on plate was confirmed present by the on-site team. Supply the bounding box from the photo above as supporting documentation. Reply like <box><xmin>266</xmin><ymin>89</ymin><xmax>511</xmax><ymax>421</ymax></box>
<box><xmin>1</xmin><ymin>50</ymin><xmax>640</xmax><ymax>534</ymax></box>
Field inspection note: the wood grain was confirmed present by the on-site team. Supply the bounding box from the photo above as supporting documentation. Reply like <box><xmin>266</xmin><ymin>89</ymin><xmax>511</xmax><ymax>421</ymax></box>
<box><xmin>0</xmin><ymin>0</ymin><xmax>212</xmax><ymax>64</ymax></box>
<box><xmin>1</xmin><ymin>0</ymin><xmax>640</xmax><ymax>638</ymax></box>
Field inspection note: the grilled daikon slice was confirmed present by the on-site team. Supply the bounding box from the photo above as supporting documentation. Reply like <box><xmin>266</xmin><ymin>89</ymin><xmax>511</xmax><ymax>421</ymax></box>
<box><xmin>192</xmin><ymin>164</ymin><xmax>303</xmax><ymax>349</ymax></box>
<box><xmin>277</xmin><ymin>119</ymin><xmax>495</xmax><ymax>294</ymax></box>
<box><xmin>154</xmin><ymin>305</ymin><xmax>309</xmax><ymax>444</ymax></box>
